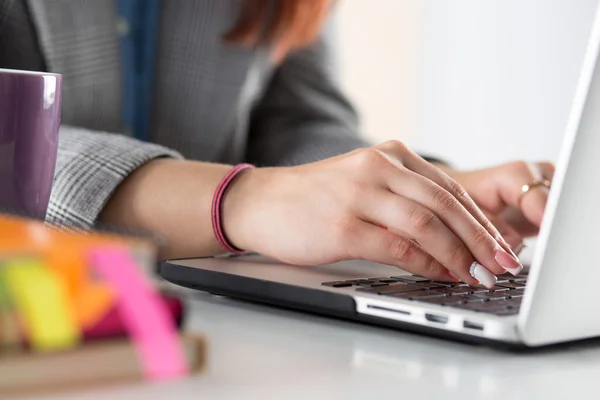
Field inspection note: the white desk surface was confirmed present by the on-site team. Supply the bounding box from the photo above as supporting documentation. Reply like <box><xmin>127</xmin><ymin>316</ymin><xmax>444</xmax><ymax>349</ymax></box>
<box><xmin>28</xmin><ymin>286</ymin><xmax>600</xmax><ymax>400</ymax></box>
<box><xmin>24</xmin><ymin>245</ymin><xmax>600</xmax><ymax>400</ymax></box>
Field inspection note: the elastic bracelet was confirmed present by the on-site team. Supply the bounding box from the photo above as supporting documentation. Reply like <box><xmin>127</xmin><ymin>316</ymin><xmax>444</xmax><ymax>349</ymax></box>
<box><xmin>211</xmin><ymin>164</ymin><xmax>255</xmax><ymax>254</ymax></box>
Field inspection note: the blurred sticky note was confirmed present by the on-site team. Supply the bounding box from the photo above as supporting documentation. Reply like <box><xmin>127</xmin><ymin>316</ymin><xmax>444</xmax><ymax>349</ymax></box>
<box><xmin>89</xmin><ymin>247</ymin><xmax>188</xmax><ymax>380</ymax></box>
<box><xmin>73</xmin><ymin>282</ymin><xmax>114</xmax><ymax>329</ymax></box>
<box><xmin>45</xmin><ymin>244</ymin><xmax>115</xmax><ymax>329</ymax></box>
<box><xmin>0</xmin><ymin>275</ymin><xmax>21</xmax><ymax>350</ymax></box>
<box><xmin>0</xmin><ymin>259</ymin><xmax>80</xmax><ymax>351</ymax></box>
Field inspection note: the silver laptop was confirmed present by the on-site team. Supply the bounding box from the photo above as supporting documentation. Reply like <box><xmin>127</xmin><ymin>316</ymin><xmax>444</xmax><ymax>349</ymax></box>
<box><xmin>161</xmin><ymin>6</ymin><xmax>600</xmax><ymax>348</ymax></box>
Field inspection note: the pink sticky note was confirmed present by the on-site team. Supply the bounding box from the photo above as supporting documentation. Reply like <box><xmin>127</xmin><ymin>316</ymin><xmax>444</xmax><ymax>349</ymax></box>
<box><xmin>89</xmin><ymin>246</ymin><xmax>188</xmax><ymax>380</ymax></box>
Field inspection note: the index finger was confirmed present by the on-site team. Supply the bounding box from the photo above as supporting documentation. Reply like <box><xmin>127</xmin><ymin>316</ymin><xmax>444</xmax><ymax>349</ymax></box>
<box><xmin>374</xmin><ymin>142</ymin><xmax>524</xmax><ymax>280</ymax></box>
<box><xmin>383</xmin><ymin>142</ymin><xmax>511</xmax><ymax>249</ymax></box>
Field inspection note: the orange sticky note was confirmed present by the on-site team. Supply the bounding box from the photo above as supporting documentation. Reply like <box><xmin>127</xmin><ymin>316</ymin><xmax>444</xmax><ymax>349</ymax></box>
<box><xmin>44</xmin><ymin>247</ymin><xmax>115</xmax><ymax>329</ymax></box>
<box><xmin>72</xmin><ymin>282</ymin><xmax>115</xmax><ymax>329</ymax></box>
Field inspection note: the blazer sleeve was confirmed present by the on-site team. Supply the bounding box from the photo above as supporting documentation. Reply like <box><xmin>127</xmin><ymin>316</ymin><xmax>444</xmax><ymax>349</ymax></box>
<box><xmin>46</xmin><ymin>126</ymin><xmax>182</xmax><ymax>229</ymax></box>
<box><xmin>246</xmin><ymin>14</ymin><xmax>371</xmax><ymax>167</ymax></box>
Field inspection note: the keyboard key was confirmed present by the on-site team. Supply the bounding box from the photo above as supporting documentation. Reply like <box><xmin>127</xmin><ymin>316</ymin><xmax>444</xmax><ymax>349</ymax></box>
<box><xmin>388</xmin><ymin>290</ymin><xmax>447</xmax><ymax>299</ymax></box>
<box><xmin>470</xmin><ymin>292</ymin><xmax>509</xmax><ymax>301</ymax></box>
<box><xmin>358</xmin><ymin>282</ymin><xmax>389</xmax><ymax>288</ymax></box>
<box><xmin>393</xmin><ymin>276</ymin><xmax>431</xmax><ymax>283</ymax></box>
<box><xmin>453</xmin><ymin>302</ymin><xmax>489</xmax><ymax>312</ymax></box>
<box><xmin>424</xmin><ymin>297</ymin><xmax>468</xmax><ymax>305</ymax></box>
<box><xmin>446</xmin><ymin>286</ymin><xmax>477</xmax><ymax>295</ymax></box>
<box><xmin>345</xmin><ymin>279</ymin><xmax>375</xmax><ymax>285</ymax></box>
<box><xmin>459</xmin><ymin>295</ymin><xmax>489</xmax><ymax>303</ymax></box>
<box><xmin>490</xmin><ymin>308</ymin><xmax>520</xmax><ymax>316</ymax></box>
<box><xmin>503</xmin><ymin>274</ymin><xmax>528</xmax><ymax>281</ymax></box>
<box><xmin>471</xmin><ymin>285</ymin><xmax>509</xmax><ymax>292</ymax></box>
<box><xmin>420</xmin><ymin>288</ymin><xmax>459</xmax><ymax>296</ymax></box>
<box><xmin>497</xmin><ymin>282</ymin><xmax>526</xmax><ymax>289</ymax></box>
<box><xmin>430</xmin><ymin>281</ymin><xmax>464</xmax><ymax>287</ymax></box>
<box><xmin>498</xmin><ymin>273</ymin><xmax>514</xmax><ymax>280</ymax></box>
<box><xmin>489</xmin><ymin>298</ymin><xmax>522</xmax><ymax>308</ymax></box>
<box><xmin>373</xmin><ymin>279</ymin><xmax>400</xmax><ymax>284</ymax></box>
<box><xmin>356</xmin><ymin>283</ymin><xmax>423</xmax><ymax>294</ymax></box>
<box><xmin>403</xmin><ymin>282</ymin><xmax>448</xmax><ymax>290</ymax></box>
<box><xmin>322</xmin><ymin>281</ymin><xmax>353</xmax><ymax>288</ymax></box>
<box><xmin>418</xmin><ymin>297</ymin><xmax>454</xmax><ymax>305</ymax></box>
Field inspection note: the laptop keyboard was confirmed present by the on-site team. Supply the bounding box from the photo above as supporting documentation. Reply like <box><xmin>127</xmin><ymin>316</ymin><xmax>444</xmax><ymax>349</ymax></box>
<box><xmin>322</xmin><ymin>272</ymin><xmax>528</xmax><ymax>316</ymax></box>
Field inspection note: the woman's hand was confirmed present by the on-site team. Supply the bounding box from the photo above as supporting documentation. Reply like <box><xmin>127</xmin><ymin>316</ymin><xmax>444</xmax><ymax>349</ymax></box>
<box><xmin>223</xmin><ymin>141</ymin><xmax>523</xmax><ymax>287</ymax></box>
<box><xmin>436</xmin><ymin>161</ymin><xmax>555</xmax><ymax>250</ymax></box>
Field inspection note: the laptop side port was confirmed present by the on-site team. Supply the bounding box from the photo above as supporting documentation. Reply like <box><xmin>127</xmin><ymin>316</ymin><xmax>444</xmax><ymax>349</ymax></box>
<box><xmin>463</xmin><ymin>320</ymin><xmax>484</xmax><ymax>331</ymax></box>
<box><xmin>425</xmin><ymin>313</ymin><xmax>448</xmax><ymax>324</ymax></box>
<box><xmin>366</xmin><ymin>304</ymin><xmax>411</xmax><ymax>315</ymax></box>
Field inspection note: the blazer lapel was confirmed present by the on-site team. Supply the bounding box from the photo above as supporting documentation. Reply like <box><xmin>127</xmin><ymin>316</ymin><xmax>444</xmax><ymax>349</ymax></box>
<box><xmin>27</xmin><ymin>0</ymin><xmax>124</xmax><ymax>133</ymax></box>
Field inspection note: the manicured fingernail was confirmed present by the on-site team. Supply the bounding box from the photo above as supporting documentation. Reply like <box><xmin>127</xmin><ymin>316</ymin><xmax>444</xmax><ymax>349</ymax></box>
<box><xmin>469</xmin><ymin>262</ymin><xmax>497</xmax><ymax>289</ymax></box>
<box><xmin>497</xmin><ymin>236</ymin><xmax>522</xmax><ymax>263</ymax></box>
<box><xmin>495</xmin><ymin>249</ymin><xmax>523</xmax><ymax>276</ymax></box>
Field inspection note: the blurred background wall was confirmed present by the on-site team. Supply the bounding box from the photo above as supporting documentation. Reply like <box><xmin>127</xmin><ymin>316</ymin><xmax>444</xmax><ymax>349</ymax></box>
<box><xmin>337</xmin><ymin>0</ymin><xmax>598</xmax><ymax>170</ymax></box>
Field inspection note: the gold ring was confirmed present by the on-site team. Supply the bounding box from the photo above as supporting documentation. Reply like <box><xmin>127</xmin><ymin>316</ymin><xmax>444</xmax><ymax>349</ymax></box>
<box><xmin>519</xmin><ymin>179</ymin><xmax>551</xmax><ymax>206</ymax></box>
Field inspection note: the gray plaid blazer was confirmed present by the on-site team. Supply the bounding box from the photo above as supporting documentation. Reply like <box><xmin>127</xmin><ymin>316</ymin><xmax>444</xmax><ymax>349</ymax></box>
<box><xmin>0</xmin><ymin>0</ymin><xmax>369</xmax><ymax>229</ymax></box>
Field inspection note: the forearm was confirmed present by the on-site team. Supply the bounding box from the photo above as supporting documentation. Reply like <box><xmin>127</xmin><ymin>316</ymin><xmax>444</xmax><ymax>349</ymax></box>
<box><xmin>99</xmin><ymin>159</ymin><xmax>237</xmax><ymax>260</ymax></box>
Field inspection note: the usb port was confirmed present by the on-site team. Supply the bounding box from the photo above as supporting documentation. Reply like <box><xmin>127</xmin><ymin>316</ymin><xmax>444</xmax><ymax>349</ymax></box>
<box><xmin>425</xmin><ymin>313</ymin><xmax>448</xmax><ymax>324</ymax></box>
<box><xmin>463</xmin><ymin>320</ymin><xmax>484</xmax><ymax>331</ymax></box>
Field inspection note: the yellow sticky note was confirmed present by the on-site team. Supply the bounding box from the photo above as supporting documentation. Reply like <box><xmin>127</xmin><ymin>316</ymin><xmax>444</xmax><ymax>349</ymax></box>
<box><xmin>0</xmin><ymin>259</ymin><xmax>80</xmax><ymax>352</ymax></box>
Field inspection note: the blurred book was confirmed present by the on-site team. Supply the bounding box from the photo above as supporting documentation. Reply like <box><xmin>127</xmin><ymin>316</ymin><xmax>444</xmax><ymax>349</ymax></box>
<box><xmin>0</xmin><ymin>334</ymin><xmax>206</xmax><ymax>397</ymax></box>
<box><xmin>0</xmin><ymin>213</ymin><xmax>205</xmax><ymax>395</ymax></box>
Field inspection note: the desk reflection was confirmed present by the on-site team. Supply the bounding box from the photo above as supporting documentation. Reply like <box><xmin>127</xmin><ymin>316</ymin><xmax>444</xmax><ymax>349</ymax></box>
<box><xmin>185</xmin><ymin>291</ymin><xmax>600</xmax><ymax>400</ymax></box>
<box><xmin>25</xmin><ymin>284</ymin><xmax>600</xmax><ymax>400</ymax></box>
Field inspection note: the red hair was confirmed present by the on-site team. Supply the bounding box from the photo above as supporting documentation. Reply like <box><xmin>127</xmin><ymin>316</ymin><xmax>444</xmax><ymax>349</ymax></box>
<box><xmin>224</xmin><ymin>0</ymin><xmax>332</xmax><ymax>60</ymax></box>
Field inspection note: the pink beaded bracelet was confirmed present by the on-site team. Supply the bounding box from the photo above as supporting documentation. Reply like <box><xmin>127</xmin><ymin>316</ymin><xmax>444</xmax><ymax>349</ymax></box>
<box><xmin>211</xmin><ymin>164</ymin><xmax>255</xmax><ymax>254</ymax></box>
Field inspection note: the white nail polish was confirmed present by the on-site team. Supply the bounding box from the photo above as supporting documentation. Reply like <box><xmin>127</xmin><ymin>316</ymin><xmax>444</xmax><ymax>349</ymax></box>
<box><xmin>469</xmin><ymin>262</ymin><xmax>498</xmax><ymax>289</ymax></box>
<box><xmin>504</xmin><ymin>264</ymin><xmax>523</xmax><ymax>277</ymax></box>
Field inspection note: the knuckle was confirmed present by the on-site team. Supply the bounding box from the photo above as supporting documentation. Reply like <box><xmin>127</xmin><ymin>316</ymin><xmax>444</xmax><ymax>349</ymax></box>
<box><xmin>354</xmin><ymin>148</ymin><xmax>384</xmax><ymax>170</ymax></box>
<box><xmin>471</xmin><ymin>226</ymin><xmax>491</xmax><ymax>247</ymax></box>
<box><xmin>424</xmin><ymin>257</ymin><xmax>443</xmax><ymax>279</ymax></box>
<box><xmin>448</xmin><ymin>243</ymin><xmax>469</xmax><ymax>267</ymax></box>
<box><xmin>409</xmin><ymin>207</ymin><xmax>438</xmax><ymax>234</ymax></box>
<box><xmin>507</xmin><ymin>160</ymin><xmax>530</xmax><ymax>174</ymax></box>
<box><xmin>390</xmin><ymin>238</ymin><xmax>417</xmax><ymax>262</ymax></box>
<box><xmin>446</xmin><ymin>179</ymin><xmax>469</xmax><ymax>200</ymax></box>
<box><xmin>384</xmin><ymin>140</ymin><xmax>408</xmax><ymax>153</ymax></box>
<box><xmin>431</xmin><ymin>188</ymin><xmax>459</xmax><ymax>213</ymax></box>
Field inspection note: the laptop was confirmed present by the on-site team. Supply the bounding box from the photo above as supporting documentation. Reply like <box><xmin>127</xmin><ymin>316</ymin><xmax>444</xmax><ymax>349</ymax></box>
<box><xmin>160</xmin><ymin>6</ymin><xmax>600</xmax><ymax>348</ymax></box>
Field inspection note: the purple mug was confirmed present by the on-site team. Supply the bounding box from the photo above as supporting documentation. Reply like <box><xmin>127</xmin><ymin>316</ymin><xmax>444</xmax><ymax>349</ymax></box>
<box><xmin>0</xmin><ymin>69</ymin><xmax>62</xmax><ymax>220</ymax></box>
